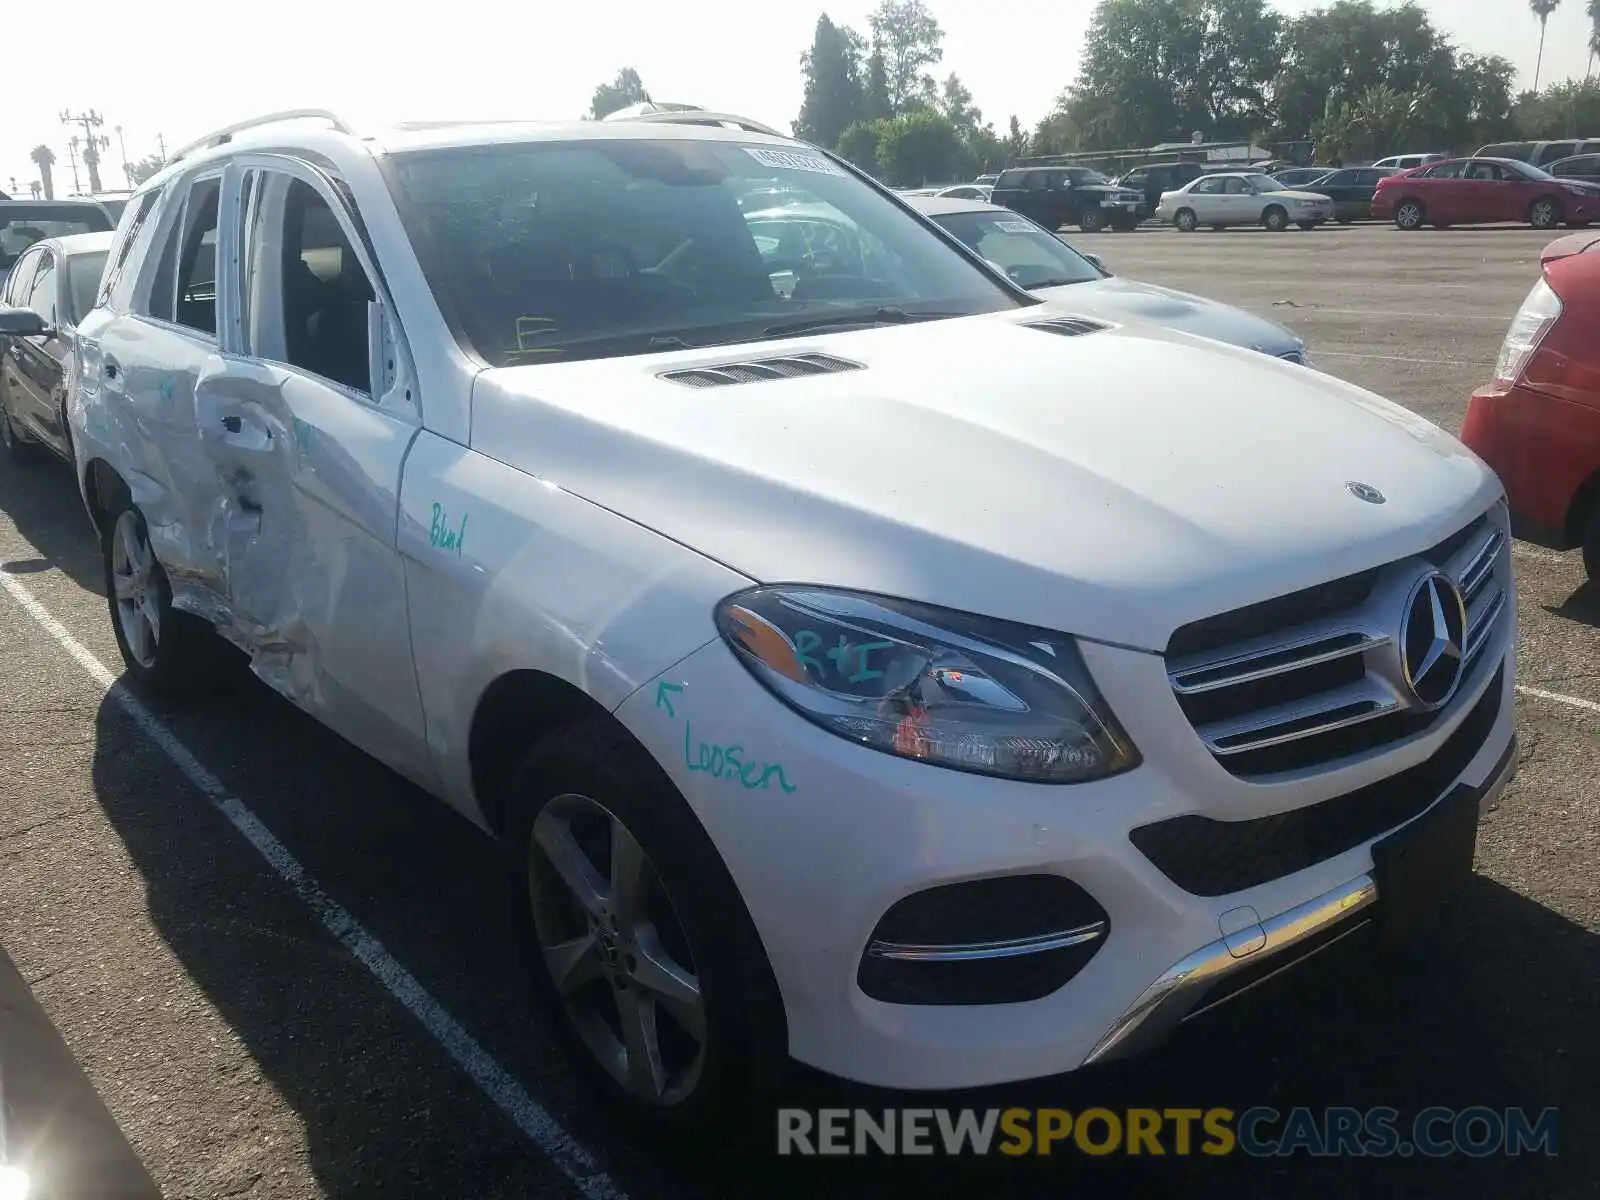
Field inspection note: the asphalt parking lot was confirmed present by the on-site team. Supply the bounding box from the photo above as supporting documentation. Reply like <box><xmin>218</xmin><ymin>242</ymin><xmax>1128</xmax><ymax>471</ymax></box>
<box><xmin>1</xmin><ymin>222</ymin><xmax>1596</xmax><ymax>1199</ymax></box>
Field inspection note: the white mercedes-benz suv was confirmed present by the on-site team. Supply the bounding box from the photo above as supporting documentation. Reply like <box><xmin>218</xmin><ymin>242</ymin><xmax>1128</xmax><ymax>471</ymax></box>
<box><xmin>51</xmin><ymin>108</ymin><xmax>1516</xmax><ymax>1139</ymax></box>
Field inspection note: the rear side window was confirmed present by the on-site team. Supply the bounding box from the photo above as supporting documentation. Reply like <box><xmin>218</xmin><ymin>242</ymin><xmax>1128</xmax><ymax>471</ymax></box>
<box><xmin>145</xmin><ymin>178</ymin><xmax>221</xmax><ymax>335</ymax></box>
<box><xmin>1539</xmin><ymin>142</ymin><xmax>1577</xmax><ymax>165</ymax></box>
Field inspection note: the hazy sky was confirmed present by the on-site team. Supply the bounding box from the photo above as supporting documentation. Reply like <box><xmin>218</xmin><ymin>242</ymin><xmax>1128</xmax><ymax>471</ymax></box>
<box><xmin>4</xmin><ymin>0</ymin><xmax>1596</xmax><ymax>194</ymax></box>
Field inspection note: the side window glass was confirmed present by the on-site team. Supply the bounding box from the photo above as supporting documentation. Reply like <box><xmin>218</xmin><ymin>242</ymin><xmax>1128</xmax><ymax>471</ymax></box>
<box><xmin>97</xmin><ymin>189</ymin><xmax>160</xmax><ymax>308</ymax></box>
<box><xmin>26</xmin><ymin>253</ymin><xmax>59</xmax><ymax>326</ymax></box>
<box><xmin>1193</xmin><ymin>177</ymin><xmax>1221</xmax><ymax>195</ymax></box>
<box><xmin>174</xmin><ymin>183</ymin><xmax>221</xmax><ymax>335</ymax></box>
<box><xmin>3</xmin><ymin>250</ymin><xmax>39</xmax><ymax>305</ymax></box>
<box><xmin>1223</xmin><ymin>178</ymin><xmax>1248</xmax><ymax>194</ymax></box>
<box><xmin>246</xmin><ymin>173</ymin><xmax>376</xmax><ymax>395</ymax></box>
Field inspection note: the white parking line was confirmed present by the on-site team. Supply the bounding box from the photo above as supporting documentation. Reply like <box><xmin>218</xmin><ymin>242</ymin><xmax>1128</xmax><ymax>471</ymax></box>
<box><xmin>1517</xmin><ymin>685</ymin><xmax>1600</xmax><ymax>716</ymax></box>
<box><xmin>0</xmin><ymin>569</ymin><xmax>625</xmax><ymax>1200</ymax></box>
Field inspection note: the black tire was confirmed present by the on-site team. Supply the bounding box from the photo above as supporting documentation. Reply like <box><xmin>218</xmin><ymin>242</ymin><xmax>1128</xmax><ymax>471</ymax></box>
<box><xmin>1583</xmin><ymin>506</ymin><xmax>1600</xmax><ymax>582</ymax></box>
<box><xmin>1337</xmin><ymin>217</ymin><xmax>1353</xmax><ymax>225</ymax></box>
<box><xmin>1175</xmin><ymin>208</ymin><xmax>1198</xmax><ymax>233</ymax></box>
<box><xmin>1263</xmin><ymin>206</ymin><xmax>1289</xmax><ymax>232</ymax></box>
<box><xmin>1395</xmin><ymin>199</ymin><xmax>1425</xmax><ymax>230</ymax></box>
<box><xmin>0</xmin><ymin>401</ymin><xmax>40</xmax><ymax>464</ymax></box>
<box><xmin>508</xmin><ymin>718</ymin><xmax>788</xmax><ymax>1150</ymax></box>
<box><xmin>1078</xmin><ymin>209</ymin><xmax>1106</xmax><ymax>233</ymax></box>
<box><xmin>1530</xmin><ymin>196</ymin><xmax>1563</xmax><ymax>231</ymax></box>
<box><xmin>1296</xmin><ymin>221</ymin><xmax>1318</xmax><ymax>230</ymax></box>
<box><xmin>100</xmin><ymin>489</ymin><xmax>228</xmax><ymax>700</ymax></box>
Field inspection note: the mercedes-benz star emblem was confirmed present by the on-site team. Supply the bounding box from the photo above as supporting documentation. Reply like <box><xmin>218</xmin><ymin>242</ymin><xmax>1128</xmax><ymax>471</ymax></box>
<box><xmin>1400</xmin><ymin>572</ymin><xmax>1467</xmax><ymax>710</ymax></box>
<box><xmin>1347</xmin><ymin>481</ymin><xmax>1386</xmax><ymax>504</ymax></box>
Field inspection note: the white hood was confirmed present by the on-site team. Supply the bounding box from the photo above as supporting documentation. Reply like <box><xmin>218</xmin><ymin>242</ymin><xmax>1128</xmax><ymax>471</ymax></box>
<box><xmin>1033</xmin><ymin>277</ymin><xmax>1302</xmax><ymax>356</ymax></box>
<box><xmin>470</xmin><ymin>313</ymin><xmax>1498</xmax><ymax>650</ymax></box>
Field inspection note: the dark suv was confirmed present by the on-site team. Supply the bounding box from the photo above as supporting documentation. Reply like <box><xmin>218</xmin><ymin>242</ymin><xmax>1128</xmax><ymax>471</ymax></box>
<box><xmin>1114</xmin><ymin>162</ymin><xmax>1206</xmax><ymax>219</ymax></box>
<box><xmin>990</xmin><ymin>166</ymin><xmax>1146</xmax><ymax>232</ymax></box>
<box><xmin>0</xmin><ymin>200</ymin><xmax>115</xmax><ymax>289</ymax></box>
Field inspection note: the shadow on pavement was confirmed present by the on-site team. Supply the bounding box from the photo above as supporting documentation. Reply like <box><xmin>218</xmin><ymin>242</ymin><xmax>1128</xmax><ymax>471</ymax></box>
<box><xmin>0</xmin><ymin>456</ymin><xmax>102</xmax><ymax>593</ymax></box>
<box><xmin>1545</xmin><ymin>579</ymin><xmax>1600</xmax><ymax>630</ymax></box>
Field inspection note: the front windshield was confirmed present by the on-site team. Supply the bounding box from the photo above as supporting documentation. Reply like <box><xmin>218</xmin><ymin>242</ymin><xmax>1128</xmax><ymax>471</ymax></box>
<box><xmin>1245</xmin><ymin>175</ymin><xmax>1288</xmax><ymax>193</ymax></box>
<box><xmin>930</xmin><ymin>210</ymin><xmax>1101</xmax><ymax>289</ymax></box>
<box><xmin>1068</xmin><ymin>168</ymin><xmax>1111</xmax><ymax>186</ymax></box>
<box><xmin>385</xmin><ymin>138</ymin><xmax>1022</xmax><ymax>366</ymax></box>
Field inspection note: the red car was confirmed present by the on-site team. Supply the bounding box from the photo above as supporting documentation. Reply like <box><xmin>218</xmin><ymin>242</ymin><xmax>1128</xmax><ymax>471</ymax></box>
<box><xmin>1373</xmin><ymin>157</ymin><xmax>1600</xmax><ymax>231</ymax></box>
<box><xmin>1461</xmin><ymin>231</ymin><xmax>1600</xmax><ymax>578</ymax></box>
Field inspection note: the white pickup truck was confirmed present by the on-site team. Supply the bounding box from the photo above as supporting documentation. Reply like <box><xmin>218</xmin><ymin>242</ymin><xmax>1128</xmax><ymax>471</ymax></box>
<box><xmin>19</xmin><ymin>108</ymin><xmax>1516</xmax><ymax>1140</ymax></box>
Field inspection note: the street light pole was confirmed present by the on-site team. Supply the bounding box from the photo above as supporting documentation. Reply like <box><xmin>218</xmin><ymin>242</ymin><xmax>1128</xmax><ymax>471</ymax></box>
<box><xmin>66</xmin><ymin>135</ymin><xmax>83</xmax><ymax>193</ymax></box>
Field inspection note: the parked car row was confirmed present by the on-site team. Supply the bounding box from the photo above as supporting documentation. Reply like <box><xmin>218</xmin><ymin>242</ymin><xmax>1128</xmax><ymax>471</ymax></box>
<box><xmin>0</xmin><ymin>105</ymin><xmax>1562</xmax><ymax>1148</ymax></box>
<box><xmin>1374</xmin><ymin>157</ymin><xmax>1600</xmax><ymax>230</ymax></box>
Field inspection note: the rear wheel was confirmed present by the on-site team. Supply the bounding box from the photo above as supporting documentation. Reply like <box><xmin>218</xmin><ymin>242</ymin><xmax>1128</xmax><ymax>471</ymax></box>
<box><xmin>101</xmin><ymin>492</ymin><xmax>228</xmax><ymax>699</ymax></box>
<box><xmin>1263</xmin><ymin>206</ymin><xmax>1289</xmax><ymax>232</ymax></box>
<box><xmin>1583</xmin><ymin>507</ymin><xmax>1600</xmax><ymax>582</ymax></box>
<box><xmin>1529</xmin><ymin>197</ymin><xmax>1563</xmax><ymax>230</ymax></box>
<box><xmin>509</xmin><ymin>719</ymin><xmax>787</xmax><ymax>1148</ymax></box>
<box><xmin>1079</xmin><ymin>209</ymin><xmax>1106</xmax><ymax>233</ymax></box>
<box><xmin>1175</xmin><ymin>208</ymin><xmax>1198</xmax><ymax>233</ymax></box>
<box><xmin>1395</xmin><ymin>199</ymin><xmax>1425</xmax><ymax>230</ymax></box>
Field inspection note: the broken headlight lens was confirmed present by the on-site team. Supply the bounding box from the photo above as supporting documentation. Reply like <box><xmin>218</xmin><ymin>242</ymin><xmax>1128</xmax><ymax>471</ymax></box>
<box><xmin>714</xmin><ymin>586</ymin><xmax>1140</xmax><ymax>783</ymax></box>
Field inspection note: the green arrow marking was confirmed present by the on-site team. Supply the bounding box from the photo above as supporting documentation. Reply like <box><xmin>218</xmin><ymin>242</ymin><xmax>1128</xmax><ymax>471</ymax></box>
<box><xmin>655</xmin><ymin>680</ymin><xmax>684</xmax><ymax>718</ymax></box>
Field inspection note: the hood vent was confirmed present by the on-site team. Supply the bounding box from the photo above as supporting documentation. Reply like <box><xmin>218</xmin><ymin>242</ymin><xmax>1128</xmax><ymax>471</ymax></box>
<box><xmin>659</xmin><ymin>352</ymin><xmax>864</xmax><ymax>388</ymax></box>
<box><xmin>1026</xmin><ymin>316</ymin><xmax>1112</xmax><ymax>338</ymax></box>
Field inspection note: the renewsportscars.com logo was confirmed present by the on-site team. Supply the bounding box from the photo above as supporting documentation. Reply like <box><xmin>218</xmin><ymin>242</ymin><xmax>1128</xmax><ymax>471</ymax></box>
<box><xmin>777</xmin><ymin>1106</ymin><xmax>1560</xmax><ymax>1158</ymax></box>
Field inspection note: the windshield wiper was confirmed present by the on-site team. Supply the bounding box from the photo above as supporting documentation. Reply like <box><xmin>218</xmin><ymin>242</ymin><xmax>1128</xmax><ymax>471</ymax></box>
<box><xmin>760</xmin><ymin>306</ymin><xmax>963</xmax><ymax>338</ymax></box>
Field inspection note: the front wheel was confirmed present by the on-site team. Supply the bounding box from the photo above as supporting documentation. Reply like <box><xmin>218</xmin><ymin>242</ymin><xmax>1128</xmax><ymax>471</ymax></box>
<box><xmin>510</xmin><ymin>719</ymin><xmax>787</xmax><ymax>1147</ymax></box>
<box><xmin>1078</xmin><ymin>209</ymin><xmax>1106</xmax><ymax>233</ymax></box>
<box><xmin>1263</xmin><ymin>206</ymin><xmax>1289</xmax><ymax>232</ymax></box>
<box><xmin>1529</xmin><ymin>197</ymin><xmax>1563</xmax><ymax>230</ymax></box>
<box><xmin>101</xmin><ymin>494</ymin><xmax>227</xmax><ymax>699</ymax></box>
<box><xmin>1583</xmin><ymin>507</ymin><xmax>1600</xmax><ymax>582</ymax></box>
<box><xmin>1175</xmin><ymin>209</ymin><xmax>1198</xmax><ymax>232</ymax></box>
<box><xmin>1395</xmin><ymin>199</ymin><xmax>1425</xmax><ymax>230</ymax></box>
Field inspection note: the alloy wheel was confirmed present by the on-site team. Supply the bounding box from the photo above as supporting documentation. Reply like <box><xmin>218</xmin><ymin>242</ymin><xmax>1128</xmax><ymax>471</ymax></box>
<box><xmin>1397</xmin><ymin>202</ymin><xmax>1423</xmax><ymax>230</ymax></box>
<box><xmin>1531</xmin><ymin>200</ymin><xmax>1557</xmax><ymax>229</ymax></box>
<box><xmin>528</xmin><ymin>792</ymin><xmax>706</xmax><ymax>1105</ymax></box>
<box><xmin>110</xmin><ymin>510</ymin><xmax>161</xmax><ymax>669</ymax></box>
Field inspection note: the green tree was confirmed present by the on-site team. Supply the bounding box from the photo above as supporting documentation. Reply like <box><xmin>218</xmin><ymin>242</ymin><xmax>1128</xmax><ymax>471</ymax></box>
<box><xmin>1516</xmin><ymin>79</ymin><xmax>1600</xmax><ymax>137</ymax></box>
<box><xmin>1066</xmin><ymin>0</ymin><xmax>1280</xmax><ymax>148</ymax></box>
<box><xmin>1589</xmin><ymin>0</ymin><xmax>1600</xmax><ymax>77</ymax></box>
<box><xmin>938</xmin><ymin>73</ymin><xmax>982</xmax><ymax>134</ymax></box>
<box><xmin>589</xmin><ymin>68</ymin><xmax>649</xmax><ymax>119</ymax></box>
<box><xmin>867</xmin><ymin>0</ymin><xmax>944</xmax><ymax>114</ymax></box>
<box><xmin>1530</xmin><ymin>0</ymin><xmax>1562</xmax><ymax>92</ymax></box>
<box><xmin>875</xmin><ymin>110</ymin><xmax>963</xmax><ymax>185</ymax></box>
<box><xmin>795</xmin><ymin>15</ymin><xmax>867</xmax><ymax>147</ymax></box>
<box><xmin>835</xmin><ymin>120</ymin><xmax>885</xmax><ymax>173</ymax></box>
<box><xmin>1004</xmin><ymin>115</ymin><xmax>1030</xmax><ymax>160</ymax></box>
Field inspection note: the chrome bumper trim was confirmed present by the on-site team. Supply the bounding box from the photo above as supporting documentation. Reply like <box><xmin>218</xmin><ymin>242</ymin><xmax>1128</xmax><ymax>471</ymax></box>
<box><xmin>867</xmin><ymin>922</ymin><xmax>1107</xmax><ymax>963</ymax></box>
<box><xmin>1084</xmin><ymin>736</ymin><xmax>1517</xmax><ymax>1065</ymax></box>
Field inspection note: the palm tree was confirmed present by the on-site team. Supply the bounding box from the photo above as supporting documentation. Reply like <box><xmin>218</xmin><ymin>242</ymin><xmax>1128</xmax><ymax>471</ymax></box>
<box><xmin>1531</xmin><ymin>0</ymin><xmax>1563</xmax><ymax>92</ymax></box>
<box><xmin>1588</xmin><ymin>0</ymin><xmax>1599</xmax><ymax>79</ymax></box>
<box><xmin>28</xmin><ymin>144</ymin><xmax>55</xmax><ymax>200</ymax></box>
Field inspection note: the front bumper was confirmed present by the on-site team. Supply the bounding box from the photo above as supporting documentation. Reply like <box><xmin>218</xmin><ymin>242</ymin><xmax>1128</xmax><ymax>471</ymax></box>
<box><xmin>617</xmin><ymin>619</ymin><xmax>1517</xmax><ymax>1091</ymax></box>
<box><xmin>1086</xmin><ymin>733</ymin><xmax>1516</xmax><ymax>1063</ymax></box>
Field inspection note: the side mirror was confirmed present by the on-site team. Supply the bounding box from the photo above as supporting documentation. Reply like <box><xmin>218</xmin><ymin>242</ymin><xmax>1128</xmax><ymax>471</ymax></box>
<box><xmin>1083</xmin><ymin>253</ymin><xmax>1110</xmax><ymax>275</ymax></box>
<box><xmin>0</xmin><ymin>307</ymin><xmax>51</xmax><ymax>338</ymax></box>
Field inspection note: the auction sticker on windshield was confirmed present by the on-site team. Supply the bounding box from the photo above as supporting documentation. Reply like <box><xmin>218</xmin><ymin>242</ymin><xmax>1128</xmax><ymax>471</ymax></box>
<box><xmin>995</xmin><ymin>220</ymin><xmax>1038</xmax><ymax>233</ymax></box>
<box><xmin>744</xmin><ymin>147</ymin><xmax>846</xmax><ymax>176</ymax></box>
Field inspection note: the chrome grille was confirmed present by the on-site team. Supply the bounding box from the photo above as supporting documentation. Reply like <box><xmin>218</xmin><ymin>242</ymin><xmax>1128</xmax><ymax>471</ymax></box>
<box><xmin>1167</xmin><ymin>510</ymin><xmax>1509</xmax><ymax>778</ymax></box>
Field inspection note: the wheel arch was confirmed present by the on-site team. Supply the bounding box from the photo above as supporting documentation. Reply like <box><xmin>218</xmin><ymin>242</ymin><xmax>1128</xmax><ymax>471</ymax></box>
<box><xmin>468</xmin><ymin>668</ymin><xmax>630</xmax><ymax>837</ymax></box>
<box><xmin>1565</xmin><ymin>466</ymin><xmax>1600</xmax><ymax>546</ymax></box>
<box><xmin>82</xmin><ymin>456</ymin><xmax>127</xmax><ymax>537</ymax></box>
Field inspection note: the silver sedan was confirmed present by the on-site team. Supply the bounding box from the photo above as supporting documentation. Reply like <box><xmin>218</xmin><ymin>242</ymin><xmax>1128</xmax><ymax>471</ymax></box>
<box><xmin>906</xmin><ymin>194</ymin><xmax>1309</xmax><ymax>363</ymax></box>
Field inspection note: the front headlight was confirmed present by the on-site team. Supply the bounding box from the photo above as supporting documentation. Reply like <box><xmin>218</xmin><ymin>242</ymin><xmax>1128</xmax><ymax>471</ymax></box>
<box><xmin>715</xmin><ymin>586</ymin><xmax>1140</xmax><ymax>783</ymax></box>
<box><xmin>1493</xmin><ymin>277</ymin><xmax>1562</xmax><ymax>388</ymax></box>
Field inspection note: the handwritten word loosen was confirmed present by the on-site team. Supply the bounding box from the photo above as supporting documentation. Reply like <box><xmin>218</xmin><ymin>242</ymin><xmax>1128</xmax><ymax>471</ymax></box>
<box><xmin>654</xmin><ymin>681</ymin><xmax>797</xmax><ymax>793</ymax></box>
<box><xmin>429</xmin><ymin>503</ymin><xmax>468</xmax><ymax>555</ymax></box>
<box><xmin>683</xmin><ymin>721</ymin><xmax>797</xmax><ymax>792</ymax></box>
